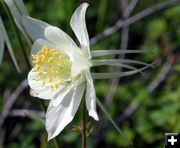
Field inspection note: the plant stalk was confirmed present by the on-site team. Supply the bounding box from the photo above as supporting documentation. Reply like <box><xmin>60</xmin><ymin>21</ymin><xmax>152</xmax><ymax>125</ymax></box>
<box><xmin>53</xmin><ymin>139</ymin><xmax>60</xmax><ymax>148</ymax></box>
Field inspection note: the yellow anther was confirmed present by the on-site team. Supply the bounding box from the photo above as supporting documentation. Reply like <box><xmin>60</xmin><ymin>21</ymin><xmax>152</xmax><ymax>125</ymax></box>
<box><xmin>32</xmin><ymin>77</ymin><xmax>39</xmax><ymax>81</ymax></box>
<box><xmin>47</xmin><ymin>78</ymin><xmax>52</xmax><ymax>83</ymax></box>
<box><xmin>32</xmin><ymin>45</ymin><xmax>72</xmax><ymax>91</ymax></box>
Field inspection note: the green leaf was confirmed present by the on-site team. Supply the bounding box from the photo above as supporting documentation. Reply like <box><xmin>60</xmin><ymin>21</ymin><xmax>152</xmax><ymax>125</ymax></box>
<box><xmin>0</xmin><ymin>17</ymin><xmax>5</xmax><ymax>65</ymax></box>
<box><xmin>5</xmin><ymin>0</ymin><xmax>32</xmax><ymax>46</ymax></box>
<box><xmin>13</xmin><ymin>0</ymin><xmax>29</xmax><ymax>15</ymax></box>
<box><xmin>0</xmin><ymin>17</ymin><xmax>20</xmax><ymax>72</ymax></box>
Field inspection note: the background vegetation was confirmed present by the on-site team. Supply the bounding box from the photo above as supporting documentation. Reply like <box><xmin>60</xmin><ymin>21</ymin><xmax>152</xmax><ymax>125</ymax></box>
<box><xmin>0</xmin><ymin>0</ymin><xmax>180</xmax><ymax>148</ymax></box>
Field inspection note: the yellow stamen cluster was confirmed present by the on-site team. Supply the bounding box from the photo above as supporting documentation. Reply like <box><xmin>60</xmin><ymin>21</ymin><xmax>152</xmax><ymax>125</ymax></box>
<box><xmin>32</xmin><ymin>45</ymin><xmax>72</xmax><ymax>90</ymax></box>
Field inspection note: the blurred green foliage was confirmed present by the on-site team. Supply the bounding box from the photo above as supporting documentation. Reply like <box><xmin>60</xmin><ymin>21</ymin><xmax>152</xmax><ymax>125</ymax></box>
<box><xmin>0</xmin><ymin>0</ymin><xmax>180</xmax><ymax>148</ymax></box>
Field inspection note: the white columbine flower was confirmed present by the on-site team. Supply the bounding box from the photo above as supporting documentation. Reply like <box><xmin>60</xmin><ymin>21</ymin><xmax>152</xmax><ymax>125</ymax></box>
<box><xmin>22</xmin><ymin>3</ymin><xmax>149</xmax><ymax>140</ymax></box>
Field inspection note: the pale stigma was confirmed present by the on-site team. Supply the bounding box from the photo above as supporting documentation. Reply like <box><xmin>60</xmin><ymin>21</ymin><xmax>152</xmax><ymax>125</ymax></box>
<box><xmin>32</xmin><ymin>45</ymin><xmax>72</xmax><ymax>90</ymax></box>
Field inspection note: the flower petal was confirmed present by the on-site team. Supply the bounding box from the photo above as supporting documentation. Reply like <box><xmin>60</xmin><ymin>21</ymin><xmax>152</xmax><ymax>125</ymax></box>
<box><xmin>46</xmin><ymin>82</ymin><xmax>85</xmax><ymax>140</ymax></box>
<box><xmin>44</xmin><ymin>26</ymin><xmax>77</xmax><ymax>54</ymax></box>
<box><xmin>30</xmin><ymin>87</ymin><xmax>62</xmax><ymax>100</ymax></box>
<box><xmin>91</xmin><ymin>60</ymin><xmax>137</xmax><ymax>70</ymax></box>
<box><xmin>28</xmin><ymin>69</ymin><xmax>63</xmax><ymax>100</ymax></box>
<box><xmin>91</xmin><ymin>64</ymin><xmax>152</xmax><ymax>79</ymax></box>
<box><xmin>22</xmin><ymin>16</ymin><xmax>49</xmax><ymax>41</ymax></box>
<box><xmin>70</xmin><ymin>52</ymin><xmax>92</xmax><ymax>77</ymax></box>
<box><xmin>85</xmin><ymin>70</ymin><xmax>99</xmax><ymax>121</ymax></box>
<box><xmin>51</xmin><ymin>76</ymin><xmax>85</xmax><ymax>107</ymax></box>
<box><xmin>70</xmin><ymin>3</ymin><xmax>90</xmax><ymax>58</ymax></box>
<box><xmin>91</xmin><ymin>49</ymin><xmax>145</xmax><ymax>57</ymax></box>
<box><xmin>91</xmin><ymin>59</ymin><xmax>150</xmax><ymax>66</ymax></box>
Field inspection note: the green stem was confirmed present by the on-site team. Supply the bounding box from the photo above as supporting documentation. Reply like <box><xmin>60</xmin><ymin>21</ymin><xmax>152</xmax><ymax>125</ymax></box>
<box><xmin>82</xmin><ymin>98</ymin><xmax>86</xmax><ymax>148</ymax></box>
<box><xmin>1</xmin><ymin>0</ymin><xmax>31</xmax><ymax>69</ymax></box>
<box><xmin>53</xmin><ymin>139</ymin><xmax>60</xmax><ymax>148</ymax></box>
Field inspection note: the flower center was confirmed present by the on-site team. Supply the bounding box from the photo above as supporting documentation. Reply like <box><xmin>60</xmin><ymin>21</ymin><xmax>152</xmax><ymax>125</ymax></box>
<box><xmin>32</xmin><ymin>45</ymin><xmax>72</xmax><ymax>90</ymax></box>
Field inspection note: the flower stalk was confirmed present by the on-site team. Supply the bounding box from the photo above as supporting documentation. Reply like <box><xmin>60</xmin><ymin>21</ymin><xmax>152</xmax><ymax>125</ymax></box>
<box><xmin>53</xmin><ymin>139</ymin><xmax>60</xmax><ymax>148</ymax></box>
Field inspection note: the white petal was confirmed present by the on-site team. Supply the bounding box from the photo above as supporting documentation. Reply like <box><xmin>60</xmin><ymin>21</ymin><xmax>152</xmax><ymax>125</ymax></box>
<box><xmin>0</xmin><ymin>17</ymin><xmax>5</xmax><ymax>65</ymax></box>
<box><xmin>28</xmin><ymin>69</ymin><xmax>63</xmax><ymax>100</ymax></box>
<box><xmin>85</xmin><ymin>70</ymin><xmax>99</xmax><ymax>121</ymax></box>
<box><xmin>51</xmin><ymin>76</ymin><xmax>85</xmax><ymax>107</ymax></box>
<box><xmin>44</xmin><ymin>26</ymin><xmax>78</xmax><ymax>55</ymax></box>
<box><xmin>91</xmin><ymin>59</ymin><xmax>150</xmax><ymax>66</ymax></box>
<box><xmin>91</xmin><ymin>49</ymin><xmax>145</xmax><ymax>57</ymax></box>
<box><xmin>46</xmin><ymin>82</ymin><xmax>85</xmax><ymax>140</ymax></box>
<box><xmin>70</xmin><ymin>51</ymin><xmax>91</xmax><ymax>77</ymax></box>
<box><xmin>70</xmin><ymin>3</ymin><xmax>91</xmax><ymax>58</ymax></box>
<box><xmin>91</xmin><ymin>59</ymin><xmax>137</xmax><ymax>70</ymax></box>
<box><xmin>22</xmin><ymin>16</ymin><xmax>49</xmax><ymax>41</ymax></box>
<box><xmin>91</xmin><ymin>64</ymin><xmax>151</xmax><ymax>79</ymax></box>
<box><xmin>44</xmin><ymin>22</ymin><xmax>91</xmax><ymax>77</ymax></box>
<box><xmin>30</xmin><ymin>39</ymin><xmax>55</xmax><ymax>64</ymax></box>
<box><xmin>30</xmin><ymin>87</ymin><xmax>62</xmax><ymax>100</ymax></box>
